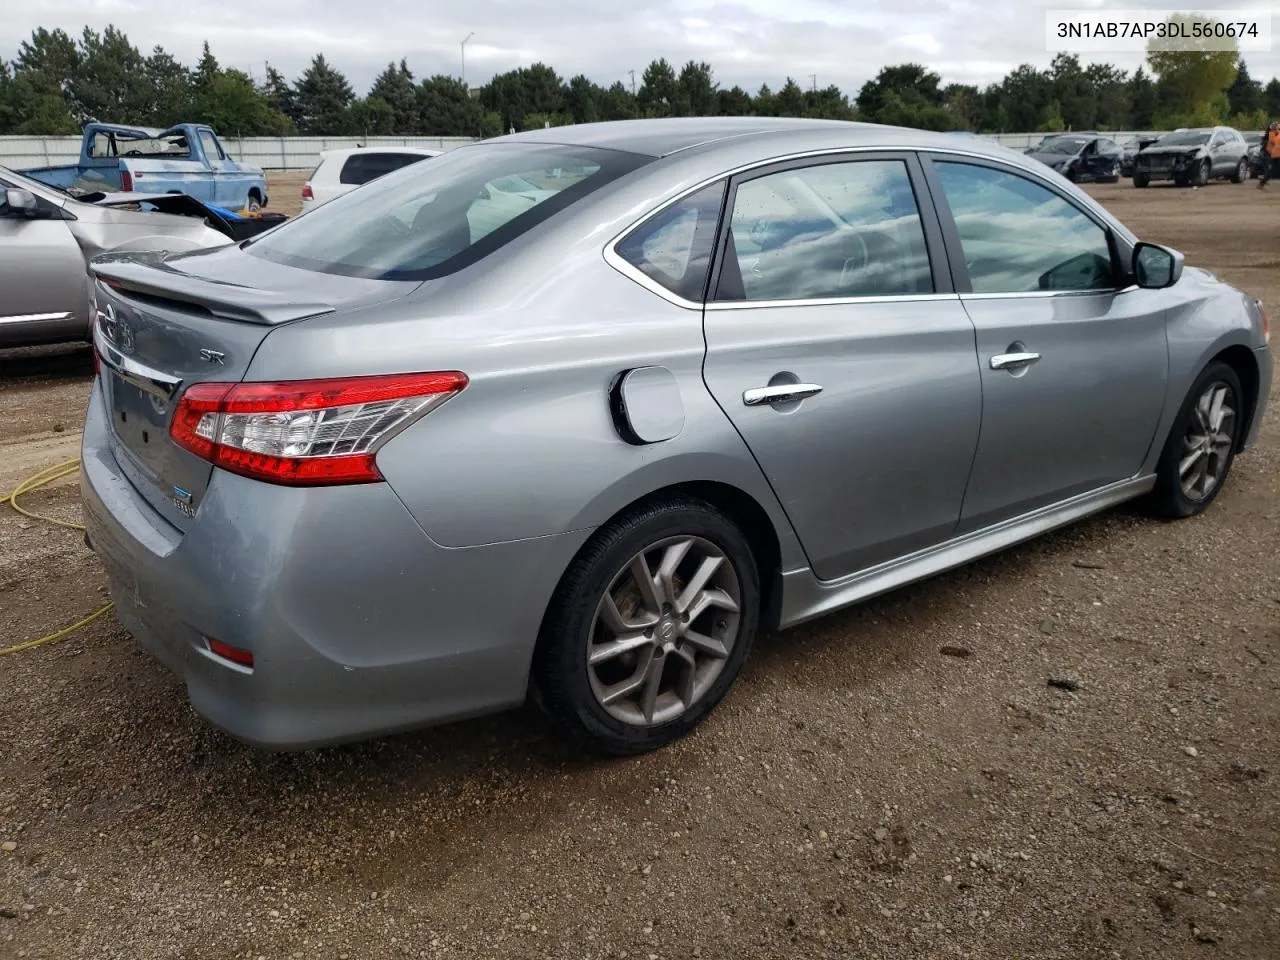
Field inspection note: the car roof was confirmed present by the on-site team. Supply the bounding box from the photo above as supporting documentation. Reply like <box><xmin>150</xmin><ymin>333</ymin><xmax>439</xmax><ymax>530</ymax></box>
<box><xmin>495</xmin><ymin>117</ymin><xmax>1049</xmax><ymax>163</ymax></box>
<box><xmin>499</xmin><ymin>117</ymin><xmax>925</xmax><ymax>158</ymax></box>
<box><xmin>319</xmin><ymin>146</ymin><xmax>441</xmax><ymax>160</ymax></box>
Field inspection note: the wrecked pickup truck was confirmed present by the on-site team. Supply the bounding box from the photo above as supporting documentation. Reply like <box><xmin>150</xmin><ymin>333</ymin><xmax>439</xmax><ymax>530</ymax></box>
<box><xmin>0</xmin><ymin>163</ymin><xmax>284</xmax><ymax>348</ymax></box>
<box><xmin>19</xmin><ymin>122</ymin><xmax>269</xmax><ymax>213</ymax></box>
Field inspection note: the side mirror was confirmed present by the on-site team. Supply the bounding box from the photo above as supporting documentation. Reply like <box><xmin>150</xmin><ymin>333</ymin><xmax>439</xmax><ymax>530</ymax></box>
<box><xmin>1133</xmin><ymin>241</ymin><xmax>1184</xmax><ymax>289</ymax></box>
<box><xmin>2</xmin><ymin>188</ymin><xmax>39</xmax><ymax>218</ymax></box>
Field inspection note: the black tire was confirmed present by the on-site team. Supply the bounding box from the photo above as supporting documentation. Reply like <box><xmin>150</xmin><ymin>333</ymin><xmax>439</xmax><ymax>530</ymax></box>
<box><xmin>534</xmin><ymin>496</ymin><xmax>760</xmax><ymax>755</ymax></box>
<box><xmin>1133</xmin><ymin>173</ymin><xmax>1150</xmax><ymax>188</ymax></box>
<box><xmin>1193</xmin><ymin>159</ymin><xmax>1211</xmax><ymax>187</ymax></box>
<box><xmin>1232</xmin><ymin>159</ymin><xmax>1248</xmax><ymax>183</ymax></box>
<box><xmin>1149</xmin><ymin>361</ymin><xmax>1244</xmax><ymax>519</ymax></box>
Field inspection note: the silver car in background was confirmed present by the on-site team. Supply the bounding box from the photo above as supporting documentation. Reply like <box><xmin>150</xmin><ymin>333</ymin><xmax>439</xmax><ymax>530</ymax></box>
<box><xmin>81</xmin><ymin>118</ymin><xmax>1272</xmax><ymax>755</ymax></box>
<box><xmin>0</xmin><ymin>165</ymin><xmax>231</xmax><ymax>347</ymax></box>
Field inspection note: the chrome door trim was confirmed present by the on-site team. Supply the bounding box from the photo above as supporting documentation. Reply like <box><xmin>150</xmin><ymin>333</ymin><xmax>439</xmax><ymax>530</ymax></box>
<box><xmin>776</xmin><ymin>474</ymin><xmax>1156</xmax><ymax>629</ymax></box>
<box><xmin>707</xmin><ymin>293</ymin><xmax>959</xmax><ymax>311</ymax></box>
<box><xmin>0</xmin><ymin>311</ymin><xmax>76</xmax><ymax>326</ymax></box>
<box><xmin>602</xmin><ymin>142</ymin><xmax>1139</xmax><ymax>308</ymax></box>
<box><xmin>93</xmin><ymin>319</ymin><xmax>183</xmax><ymax>401</ymax></box>
<box><xmin>959</xmin><ymin>285</ymin><xmax>1139</xmax><ymax>301</ymax></box>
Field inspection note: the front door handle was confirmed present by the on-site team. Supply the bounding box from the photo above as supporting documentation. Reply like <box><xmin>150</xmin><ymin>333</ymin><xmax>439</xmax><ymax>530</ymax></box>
<box><xmin>742</xmin><ymin>383</ymin><xmax>824</xmax><ymax>406</ymax></box>
<box><xmin>990</xmin><ymin>352</ymin><xmax>1041</xmax><ymax>371</ymax></box>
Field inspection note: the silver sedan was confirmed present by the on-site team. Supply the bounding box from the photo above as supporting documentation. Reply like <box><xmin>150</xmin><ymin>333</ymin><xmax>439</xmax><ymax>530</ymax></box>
<box><xmin>0</xmin><ymin>165</ymin><xmax>231</xmax><ymax>347</ymax></box>
<box><xmin>81</xmin><ymin>118</ymin><xmax>1272</xmax><ymax>754</ymax></box>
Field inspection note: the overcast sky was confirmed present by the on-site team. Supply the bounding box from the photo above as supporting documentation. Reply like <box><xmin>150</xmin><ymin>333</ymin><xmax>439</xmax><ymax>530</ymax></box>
<box><xmin>3</xmin><ymin>0</ymin><xmax>1277</xmax><ymax>95</ymax></box>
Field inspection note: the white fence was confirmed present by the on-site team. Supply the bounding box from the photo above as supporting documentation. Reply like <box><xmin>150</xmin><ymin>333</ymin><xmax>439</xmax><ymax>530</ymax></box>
<box><xmin>0</xmin><ymin>130</ymin><xmax>1170</xmax><ymax>172</ymax></box>
<box><xmin>0</xmin><ymin>135</ymin><xmax>477</xmax><ymax>171</ymax></box>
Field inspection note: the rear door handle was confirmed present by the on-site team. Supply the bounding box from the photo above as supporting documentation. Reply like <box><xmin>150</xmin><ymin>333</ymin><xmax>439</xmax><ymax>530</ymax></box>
<box><xmin>990</xmin><ymin>352</ymin><xmax>1041</xmax><ymax>371</ymax></box>
<box><xmin>742</xmin><ymin>383</ymin><xmax>824</xmax><ymax>406</ymax></box>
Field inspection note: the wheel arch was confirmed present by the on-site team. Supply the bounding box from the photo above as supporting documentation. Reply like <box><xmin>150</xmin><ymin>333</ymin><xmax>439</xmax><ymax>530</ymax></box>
<box><xmin>538</xmin><ymin>479</ymin><xmax>789</xmax><ymax>648</ymax></box>
<box><xmin>1210</xmin><ymin>343</ymin><xmax>1261</xmax><ymax>451</ymax></box>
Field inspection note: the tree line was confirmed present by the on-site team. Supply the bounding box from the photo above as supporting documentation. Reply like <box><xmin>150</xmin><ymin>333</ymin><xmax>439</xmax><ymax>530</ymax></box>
<box><xmin>2</xmin><ymin>24</ymin><xmax>1278</xmax><ymax>140</ymax></box>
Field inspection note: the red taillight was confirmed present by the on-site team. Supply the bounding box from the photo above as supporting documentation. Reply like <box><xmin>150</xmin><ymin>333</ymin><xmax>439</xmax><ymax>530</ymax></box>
<box><xmin>1260</xmin><ymin>300</ymin><xmax>1270</xmax><ymax>344</ymax></box>
<box><xmin>207</xmin><ymin>638</ymin><xmax>254</xmax><ymax>667</ymax></box>
<box><xmin>169</xmin><ymin>372</ymin><xmax>468</xmax><ymax>486</ymax></box>
<box><xmin>301</xmin><ymin>182</ymin><xmax>314</xmax><ymax>200</ymax></box>
<box><xmin>120</xmin><ymin>170</ymin><xmax>133</xmax><ymax>192</ymax></box>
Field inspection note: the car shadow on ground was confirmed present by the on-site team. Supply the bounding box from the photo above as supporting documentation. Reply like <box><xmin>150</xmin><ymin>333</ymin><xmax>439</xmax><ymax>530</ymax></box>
<box><xmin>0</xmin><ymin>343</ymin><xmax>93</xmax><ymax>381</ymax></box>
<box><xmin>72</xmin><ymin>503</ymin><xmax>1141</xmax><ymax>804</ymax></box>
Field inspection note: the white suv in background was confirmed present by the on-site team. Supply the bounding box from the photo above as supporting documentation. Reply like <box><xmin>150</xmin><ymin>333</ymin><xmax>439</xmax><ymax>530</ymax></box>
<box><xmin>301</xmin><ymin>147</ymin><xmax>440</xmax><ymax>210</ymax></box>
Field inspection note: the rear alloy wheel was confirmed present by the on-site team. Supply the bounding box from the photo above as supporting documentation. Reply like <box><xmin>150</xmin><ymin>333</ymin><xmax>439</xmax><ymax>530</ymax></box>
<box><xmin>1233</xmin><ymin>158</ymin><xmax>1248</xmax><ymax>183</ymax></box>
<box><xmin>1150</xmin><ymin>362</ymin><xmax>1243</xmax><ymax>518</ymax></box>
<box><xmin>535</xmin><ymin>498</ymin><xmax>759</xmax><ymax>754</ymax></box>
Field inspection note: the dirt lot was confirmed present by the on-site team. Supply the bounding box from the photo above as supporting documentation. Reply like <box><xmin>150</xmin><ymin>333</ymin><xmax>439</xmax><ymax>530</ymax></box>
<box><xmin>1</xmin><ymin>174</ymin><xmax>1278</xmax><ymax>960</ymax></box>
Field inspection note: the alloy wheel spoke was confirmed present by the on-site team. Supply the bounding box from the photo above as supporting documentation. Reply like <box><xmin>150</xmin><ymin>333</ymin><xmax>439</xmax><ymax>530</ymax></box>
<box><xmin>676</xmin><ymin>555</ymin><xmax>723</xmax><ymax>612</ymax></box>
<box><xmin>682</xmin><ymin>629</ymin><xmax>729</xmax><ymax>660</ymax></box>
<box><xmin>1193</xmin><ymin>457</ymin><xmax>1210</xmax><ymax>496</ymax></box>
<box><xmin>672</xmin><ymin>646</ymin><xmax>698</xmax><ymax>707</ymax></box>
<box><xmin>600</xmin><ymin>648</ymin><xmax>656</xmax><ymax>706</ymax></box>
<box><xmin>1207</xmin><ymin>387</ymin><xmax>1228</xmax><ymax>431</ymax></box>
<box><xmin>639</xmin><ymin>653</ymin><xmax>664</xmax><ymax>723</ymax></box>
<box><xmin>1210</xmin><ymin>431</ymin><xmax>1233</xmax><ymax>453</ymax></box>
<box><xmin>628</xmin><ymin>553</ymin><xmax>663</xmax><ymax>616</ymax></box>
<box><xmin>598</xmin><ymin>591</ymin><xmax>659</xmax><ymax>635</ymax></box>
<box><xmin>684</xmin><ymin>587</ymin><xmax>740</xmax><ymax>624</ymax></box>
<box><xmin>1178</xmin><ymin>447</ymin><xmax>1205</xmax><ymax>478</ymax></box>
<box><xmin>589</xmin><ymin>632</ymin><xmax>655</xmax><ymax>666</ymax></box>
<box><xmin>655</xmin><ymin>539</ymin><xmax>693</xmax><ymax>607</ymax></box>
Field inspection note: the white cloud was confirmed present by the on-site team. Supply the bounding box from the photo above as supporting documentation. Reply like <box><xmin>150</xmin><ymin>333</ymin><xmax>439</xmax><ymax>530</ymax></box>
<box><xmin>0</xmin><ymin>0</ymin><xmax>1274</xmax><ymax>97</ymax></box>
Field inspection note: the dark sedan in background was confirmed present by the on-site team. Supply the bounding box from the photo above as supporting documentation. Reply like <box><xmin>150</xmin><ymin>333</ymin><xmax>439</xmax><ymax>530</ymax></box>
<box><xmin>1024</xmin><ymin>133</ymin><xmax>1124</xmax><ymax>183</ymax></box>
<box><xmin>1132</xmin><ymin>127</ymin><xmax>1250</xmax><ymax>187</ymax></box>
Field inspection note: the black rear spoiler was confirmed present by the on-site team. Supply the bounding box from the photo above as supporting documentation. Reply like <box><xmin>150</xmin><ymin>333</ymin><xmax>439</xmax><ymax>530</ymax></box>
<box><xmin>90</xmin><ymin>254</ymin><xmax>335</xmax><ymax>326</ymax></box>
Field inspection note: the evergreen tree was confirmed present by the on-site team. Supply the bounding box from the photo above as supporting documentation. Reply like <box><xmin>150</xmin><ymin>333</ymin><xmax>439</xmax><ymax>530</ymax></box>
<box><xmin>292</xmin><ymin>54</ymin><xmax>355</xmax><ymax>134</ymax></box>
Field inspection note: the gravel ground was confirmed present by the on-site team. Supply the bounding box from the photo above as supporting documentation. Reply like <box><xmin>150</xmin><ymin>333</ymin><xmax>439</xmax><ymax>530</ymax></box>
<box><xmin>1</xmin><ymin>176</ymin><xmax>1277</xmax><ymax>960</ymax></box>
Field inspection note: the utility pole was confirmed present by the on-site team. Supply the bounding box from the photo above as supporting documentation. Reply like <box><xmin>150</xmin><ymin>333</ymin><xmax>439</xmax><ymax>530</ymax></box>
<box><xmin>628</xmin><ymin>70</ymin><xmax>636</xmax><ymax>96</ymax></box>
<box><xmin>809</xmin><ymin>74</ymin><xmax>817</xmax><ymax>92</ymax></box>
<box><xmin>461</xmin><ymin>32</ymin><xmax>475</xmax><ymax>87</ymax></box>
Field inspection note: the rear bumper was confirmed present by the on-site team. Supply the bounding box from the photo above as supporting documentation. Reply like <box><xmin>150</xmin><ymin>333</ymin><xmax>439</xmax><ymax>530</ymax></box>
<box><xmin>80</xmin><ymin>382</ymin><xmax>587</xmax><ymax>749</ymax></box>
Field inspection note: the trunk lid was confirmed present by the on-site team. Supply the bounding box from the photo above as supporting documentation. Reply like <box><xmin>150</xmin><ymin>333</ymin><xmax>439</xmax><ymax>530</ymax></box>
<box><xmin>91</xmin><ymin>245</ymin><xmax>419</xmax><ymax>531</ymax></box>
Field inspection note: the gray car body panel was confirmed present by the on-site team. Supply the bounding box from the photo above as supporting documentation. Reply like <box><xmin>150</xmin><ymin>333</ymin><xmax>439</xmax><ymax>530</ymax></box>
<box><xmin>0</xmin><ymin>164</ymin><xmax>229</xmax><ymax>346</ymax></box>
<box><xmin>80</xmin><ymin>119</ymin><xmax>1273</xmax><ymax>749</ymax></box>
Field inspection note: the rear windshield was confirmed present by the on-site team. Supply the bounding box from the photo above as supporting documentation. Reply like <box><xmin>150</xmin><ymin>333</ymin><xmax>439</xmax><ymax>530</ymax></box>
<box><xmin>1155</xmin><ymin>131</ymin><xmax>1210</xmax><ymax>146</ymax></box>
<box><xmin>247</xmin><ymin>142</ymin><xmax>649</xmax><ymax>280</ymax></box>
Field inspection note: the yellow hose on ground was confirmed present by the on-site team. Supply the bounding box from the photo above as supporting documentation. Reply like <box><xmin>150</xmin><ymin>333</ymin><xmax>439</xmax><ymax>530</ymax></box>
<box><xmin>1</xmin><ymin>458</ymin><xmax>115</xmax><ymax>656</ymax></box>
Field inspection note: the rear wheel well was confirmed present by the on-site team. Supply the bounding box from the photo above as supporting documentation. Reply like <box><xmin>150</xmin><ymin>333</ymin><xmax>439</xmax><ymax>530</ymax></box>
<box><xmin>541</xmin><ymin>482</ymin><xmax>784</xmax><ymax>642</ymax></box>
<box><xmin>1210</xmin><ymin>345</ymin><xmax>1260</xmax><ymax>450</ymax></box>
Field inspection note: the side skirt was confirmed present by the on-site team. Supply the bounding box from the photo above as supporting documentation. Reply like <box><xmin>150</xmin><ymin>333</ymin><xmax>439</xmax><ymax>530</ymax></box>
<box><xmin>777</xmin><ymin>475</ymin><xmax>1156</xmax><ymax>628</ymax></box>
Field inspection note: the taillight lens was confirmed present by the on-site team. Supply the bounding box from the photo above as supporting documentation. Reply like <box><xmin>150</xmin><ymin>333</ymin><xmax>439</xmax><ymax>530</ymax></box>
<box><xmin>169</xmin><ymin>372</ymin><xmax>467</xmax><ymax>485</ymax></box>
<box><xmin>120</xmin><ymin>170</ymin><xmax>133</xmax><ymax>192</ymax></box>
<box><xmin>301</xmin><ymin>182</ymin><xmax>314</xmax><ymax>200</ymax></box>
<box><xmin>1259</xmin><ymin>300</ymin><xmax>1270</xmax><ymax>344</ymax></box>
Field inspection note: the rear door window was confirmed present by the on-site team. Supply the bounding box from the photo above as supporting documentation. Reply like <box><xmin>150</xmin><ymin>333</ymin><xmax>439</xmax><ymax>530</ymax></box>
<box><xmin>339</xmin><ymin>152</ymin><xmax>430</xmax><ymax>185</ymax></box>
<box><xmin>247</xmin><ymin>143</ymin><xmax>649</xmax><ymax>280</ymax></box>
